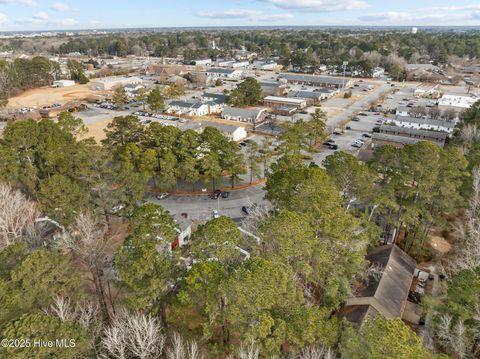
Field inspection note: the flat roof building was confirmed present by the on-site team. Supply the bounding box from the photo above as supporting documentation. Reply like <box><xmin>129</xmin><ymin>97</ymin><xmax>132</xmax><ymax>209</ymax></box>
<box><xmin>90</xmin><ymin>76</ymin><xmax>142</xmax><ymax>91</ymax></box>
<box><xmin>278</xmin><ymin>73</ymin><xmax>353</xmax><ymax>89</ymax></box>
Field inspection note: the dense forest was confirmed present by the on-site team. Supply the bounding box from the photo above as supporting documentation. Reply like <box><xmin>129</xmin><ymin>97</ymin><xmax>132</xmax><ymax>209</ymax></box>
<box><xmin>0</xmin><ymin>97</ymin><xmax>479</xmax><ymax>357</ymax></box>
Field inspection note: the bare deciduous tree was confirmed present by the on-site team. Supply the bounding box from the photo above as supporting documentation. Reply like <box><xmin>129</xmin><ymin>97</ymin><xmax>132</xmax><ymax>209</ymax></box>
<box><xmin>436</xmin><ymin>314</ymin><xmax>470</xmax><ymax>359</ymax></box>
<box><xmin>450</xmin><ymin>167</ymin><xmax>480</xmax><ymax>273</ymax></box>
<box><xmin>165</xmin><ymin>332</ymin><xmax>204</xmax><ymax>359</ymax></box>
<box><xmin>102</xmin><ymin>311</ymin><xmax>165</xmax><ymax>359</ymax></box>
<box><xmin>460</xmin><ymin>124</ymin><xmax>480</xmax><ymax>143</ymax></box>
<box><xmin>0</xmin><ymin>183</ymin><xmax>39</xmax><ymax>249</ymax></box>
<box><xmin>296</xmin><ymin>346</ymin><xmax>336</xmax><ymax>359</ymax></box>
<box><xmin>57</xmin><ymin>213</ymin><xmax>114</xmax><ymax>322</ymax></box>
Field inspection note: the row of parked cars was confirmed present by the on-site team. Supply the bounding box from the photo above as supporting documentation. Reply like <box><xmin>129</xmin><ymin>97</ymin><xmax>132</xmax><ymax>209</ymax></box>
<box><xmin>210</xmin><ymin>189</ymin><xmax>230</xmax><ymax>199</ymax></box>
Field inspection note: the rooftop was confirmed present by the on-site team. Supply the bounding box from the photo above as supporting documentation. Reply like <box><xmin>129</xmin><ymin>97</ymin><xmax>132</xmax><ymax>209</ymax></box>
<box><xmin>264</xmin><ymin>95</ymin><xmax>306</xmax><ymax>104</ymax></box>
<box><xmin>279</xmin><ymin>73</ymin><xmax>349</xmax><ymax>85</ymax></box>
<box><xmin>357</xmin><ymin>245</ymin><xmax>416</xmax><ymax>317</ymax></box>
<box><xmin>222</xmin><ymin>106</ymin><xmax>266</xmax><ymax>118</ymax></box>
<box><xmin>438</xmin><ymin>94</ymin><xmax>477</xmax><ymax>109</ymax></box>
<box><xmin>392</xmin><ymin>116</ymin><xmax>456</xmax><ymax>129</ymax></box>
<box><xmin>379</xmin><ymin>125</ymin><xmax>448</xmax><ymax>141</ymax></box>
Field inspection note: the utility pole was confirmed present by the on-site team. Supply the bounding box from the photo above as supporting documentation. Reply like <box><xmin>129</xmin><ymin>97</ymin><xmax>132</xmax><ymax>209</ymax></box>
<box><xmin>342</xmin><ymin>61</ymin><xmax>348</xmax><ymax>89</ymax></box>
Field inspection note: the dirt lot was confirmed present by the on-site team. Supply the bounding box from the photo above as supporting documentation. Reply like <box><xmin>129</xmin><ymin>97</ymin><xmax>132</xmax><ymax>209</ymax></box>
<box><xmin>7</xmin><ymin>84</ymin><xmax>97</xmax><ymax>109</ymax></box>
<box><xmin>82</xmin><ymin>118</ymin><xmax>112</xmax><ymax>143</ymax></box>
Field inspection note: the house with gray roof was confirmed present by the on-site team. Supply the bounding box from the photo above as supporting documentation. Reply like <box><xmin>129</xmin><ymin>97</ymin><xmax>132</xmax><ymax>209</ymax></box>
<box><xmin>340</xmin><ymin>245</ymin><xmax>418</xmax><ymax>327</ymax></box>
<box><xmin>166</xmin><ymin>100</ymin><xmax>210</xmax><ymax>116</ymax></box>
<box><xmin>180</xmin><ymin>121</ymin><xmax>247</xmax><ymax>142</ymax></box>
<box><xmin>221</xmin><ymin>106</ymin><xmax>267</xmax><ymax>125</ymax></box>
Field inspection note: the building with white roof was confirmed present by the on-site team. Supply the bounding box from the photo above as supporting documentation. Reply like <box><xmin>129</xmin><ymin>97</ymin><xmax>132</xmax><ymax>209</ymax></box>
<box><xmin>90</xmin><ymin>76</ymin><xmax>143</xmax><ymax>91</ymax></box>
<box><xmin>438</xmin><ymin>95</ymin><xmax>477</xmax><ymax>112</ymax></box>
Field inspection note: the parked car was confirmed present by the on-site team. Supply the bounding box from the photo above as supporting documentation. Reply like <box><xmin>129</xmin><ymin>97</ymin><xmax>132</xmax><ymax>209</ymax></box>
<box><xmin>300</xmin><ymin>110</ymin><xmax>308</xmax><ymax>114</ymax></box>
<box><xmin>362</xmin><ymin>133</ymin><xmax>372</xmax><ymax>138</ymax></box>
<box><xmin>242</xmin><ymin>203</ymin><xmax>257</xmax><ymax>215</ymax></box>
<box><xmin>358</xmin><ymin>112</ymin><xmax>368</xmax><ymax>116</ymax></box>
<box><xmin>221</xmin><ymin>191</ymin><xmax>230</xmax><ymax>198</ymax></box>
<box><xmin>210</xmin><ymin>189</ymin><xmax>221</xmax><ymax>199</ymax></box>
<box><xmin>156</xmin><ymin>192</ymin><xmax>169</xmax><ymax>200</ymax></box>
<box><xmin>212</xmin><ymin>210</ymin><xmax>220</xmax><ymax>219</ymax></box>
<box><xmin>352</xmin><ymin>143</ymin><xmax>362</xmax><ymax>148</ymax></box>
<box><xmin>351</xmin><ymin>117</ymin><xmax>360</xmax><ymax>122</ymax></box>
<box><xmin>328</xmin><ymin>144</ymin><xmax>339</xmax><ymax>150</ymax></box>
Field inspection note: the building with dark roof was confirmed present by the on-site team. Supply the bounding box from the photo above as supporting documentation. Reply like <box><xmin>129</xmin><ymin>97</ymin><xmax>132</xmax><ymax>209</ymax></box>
<box><xmin>278</xmin><ymin>73</ymin><xmax>353</xmax><ymax>89</ymax></box>
<box><xmin>340</xmin><ymin>245</ymin><xmax>417</xmax><ymax>327</ymax></box>
<box><xmin>372</xmin><ymin>125</ymin><xmax>447</xmax><ymax>148</ymax></box>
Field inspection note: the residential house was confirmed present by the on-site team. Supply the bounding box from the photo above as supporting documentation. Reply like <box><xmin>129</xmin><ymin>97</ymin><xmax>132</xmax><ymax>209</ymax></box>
<box><xmin>340</xmin><ymin>245</ymin><xmax>420</xmax><ymax>327</ymax></box>
<box><xmin>221</xmin><ymin>106</ymin><xmax>267</xmax><ymax>125</ymax></box>
<box><xmin>180</xmin><ymin>121</ymin><xmax>247</xmax><ymax>142</ymax></box>
<box><xmin>171</xmin><ymin>214</ymin><xmax>193</xmax><ymax>249</ymax></box>
<box><xmin>166</xmin><ymin>101</ymin><xmax>210</xmax><ymax>116</ymax></box>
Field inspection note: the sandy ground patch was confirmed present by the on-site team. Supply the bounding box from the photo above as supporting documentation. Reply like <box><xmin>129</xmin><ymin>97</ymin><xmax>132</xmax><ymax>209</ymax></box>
<box><xmin>83</xmin><ymin>118</ymin><xmax>112</xmax><ymax>143</ymax></box>
<box><xmin>7</xmin><ymin>84</ymin><xmax>97</xmax><ymax>109</ymax></box>
<box><xmin>430</xmin><ymin>234</ymin><xmax>452</xmax><ymax>255</ymax></box>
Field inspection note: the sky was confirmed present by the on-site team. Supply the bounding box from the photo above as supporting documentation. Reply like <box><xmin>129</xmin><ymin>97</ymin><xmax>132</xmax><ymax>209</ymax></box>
<box><xmin>0</xmin><ymin>0</ymin><xmax>479</xmax><ymax>31</ymax></box>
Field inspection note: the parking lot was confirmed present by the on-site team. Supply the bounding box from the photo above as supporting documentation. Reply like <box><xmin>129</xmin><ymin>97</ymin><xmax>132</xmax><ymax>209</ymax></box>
<box><xmin>313</xmin><ymin>111</ymin><xmax>382</xmax><ymax>165</ymax></box>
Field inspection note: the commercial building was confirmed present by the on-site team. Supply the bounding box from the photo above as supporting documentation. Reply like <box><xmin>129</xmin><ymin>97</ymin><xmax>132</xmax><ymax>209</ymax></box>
<box><xmin>372</xmin><ymin>125</ymin><xmax>447</xmax><ymax>148</ymax></box>
<box><xmin>260</xmin><ymin>81</ymin><xmax>288</xmax><ymax>96</ymax></box>
<box><xmin>90</xmin><ymin>76</ymin><xmax>143</xmax><ymax>91</ymax></box>
<box><xmin>413</xmin><ymin>83</ymin><xmax>441</xmax><ymax>98</ymax></box>
<box><xmin>263</xmin><ymin>96</ymin><xmax>307</xmax><ymax>115</ymax></box>
<box><xmin>253</xmin><ymin>60</ymin><xmax>278</xmax><ymax>71</ymax></box>
<box><xmin>438</xmin><ymin>94</ymin><xmax>477</xmax><ymax>112</ymax></box>
<box><xmin>387</xmin><ymin>116</ymin><xmax>455</xmax><ymax>134</ymax></box>
<box><xmin>278</xmin><ymin>73</ymin><xmax>353</xmax><ymax>89</ymax></box>
<box><xmin>192</xmin><ymin>59</ymin><xmax>212</xmax><ymax>66</ymax></box>
<box><xmin>206</xmin><ymin>68</ymin><xmax>243</xmax><ymax>80</ymax></box>
<box><xmin>53</xmin><ymin>79</ymin><xmax>75</xmax><ymax>87</ymax></box>
<box><xmin>372</xmin><ymin>67</ymin><xmax>385</xmax><ymax>78</ymax></box>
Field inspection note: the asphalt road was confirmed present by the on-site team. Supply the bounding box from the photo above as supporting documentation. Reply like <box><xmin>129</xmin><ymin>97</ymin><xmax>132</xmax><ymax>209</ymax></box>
<box><xmin>149</xmin><ymin>184</ymin><xmax>266</xmax><ymax>222</ymax></box>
